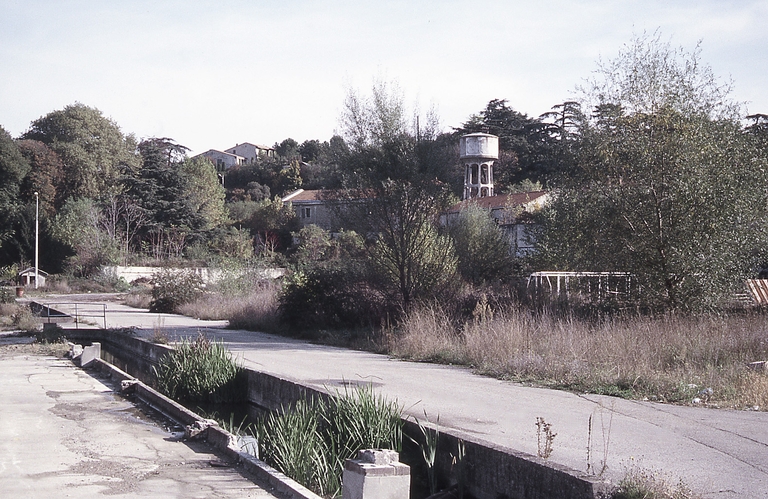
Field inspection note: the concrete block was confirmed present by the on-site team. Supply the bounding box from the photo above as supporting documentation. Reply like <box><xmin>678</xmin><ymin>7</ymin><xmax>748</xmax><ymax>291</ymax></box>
<box><xmin>342</xmin><ymin>449</ymin><xmax>410</xmax><ymax>499</ymax></box>
<box><xmin>70</xmin><ymin>343</ymin><xmax>84</xmax><ymax>360</ymax></box>
<box><xmin>80</xmin><ymin>342</ymin><xmax>101</xmax><ymax>367</ymax></box>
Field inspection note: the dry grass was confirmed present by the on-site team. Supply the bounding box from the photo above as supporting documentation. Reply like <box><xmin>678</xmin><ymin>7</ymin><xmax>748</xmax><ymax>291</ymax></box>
<box><xmin>613</xmin><ymin>465</ymin><xmax>702</xmax><ymax>499</ymax></box>
<box><xmin>0</xmin><ymin>303</ymin><xmax>40</xmax><ymax>331</ymax></box>
<box><xmin>388</xmin><ymin>305</ymin><xmax>768</xmax><ymax>408</ymax></box>
<box><xmin>123</xmin><ymin>290</ymin><xmax>152</xmax><ymax>309</ymax></box>
<box><xmin>178</xmin><ymin>280</ymin><xmax>281</xmax><ymax>332</ymax></box>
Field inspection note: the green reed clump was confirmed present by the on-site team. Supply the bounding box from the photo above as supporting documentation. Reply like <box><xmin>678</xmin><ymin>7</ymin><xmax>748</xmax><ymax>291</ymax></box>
<box><xmin>254</xmin><ymin>384</ymin><xmax>402</xmax><ymax>498</ymax></box>
<box><xmin>153</xmin><ymin>333</ymin><xmax>242</xmax><ymax>403</ymax></box>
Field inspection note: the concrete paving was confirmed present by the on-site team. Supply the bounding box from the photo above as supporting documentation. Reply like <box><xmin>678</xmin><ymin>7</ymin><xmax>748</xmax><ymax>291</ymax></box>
<box><xmin>0</xmin><ymin>343</ymin><xmax>280</xmax><ymax>499</ymax></box>
<box><xmin>30</xmin><ymin>294</ymin><xmax>768</xmax><ymax>498</ymax></box>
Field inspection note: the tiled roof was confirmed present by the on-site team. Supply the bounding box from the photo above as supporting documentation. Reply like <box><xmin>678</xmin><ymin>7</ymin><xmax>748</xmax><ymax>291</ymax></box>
<box><xmin>447</xmin><ymin>191</ymin><xmax>548</xmax><ymax>213</ymax></box>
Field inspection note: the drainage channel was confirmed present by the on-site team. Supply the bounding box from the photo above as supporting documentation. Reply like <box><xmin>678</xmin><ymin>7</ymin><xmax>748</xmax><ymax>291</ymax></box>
<box><xmin>74</xmin><ymin>341</ymin><xmax>321</xmax><ymax>499</ymax></box>
<box><xmin>64</xmin><ymin>330</ymin><xmax>613</xmax><ymax>499</ymax></box>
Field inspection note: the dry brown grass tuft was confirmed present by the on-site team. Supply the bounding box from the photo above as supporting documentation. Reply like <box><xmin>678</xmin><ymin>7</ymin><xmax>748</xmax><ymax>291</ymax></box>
<box><xmin>123</xmin><ymin>290</ymin><xmax>152</xmax><ymax>309</ymax></box>
<box><xmin>179</xmin><ymin>280</ymin><xmax>281</xmax><ymax>333</ymax></box>
<box><xmin>390</xmin><ymin>305</ymin><xmax>768</xmax><ymax>408</ymax></box>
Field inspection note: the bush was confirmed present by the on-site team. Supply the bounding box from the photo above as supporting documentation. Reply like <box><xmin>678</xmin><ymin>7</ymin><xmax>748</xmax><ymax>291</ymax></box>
<box><xmin>153</xmin><ymin>333</ymin><xmax>243</xmax><ymax>403</ymax></box>
<box><xmin>279</xmin><ymin>261</ymin><xmax>382</xmax><ymax>330</ymax></box>
<box><xmin>149</xmin><ymin>268</ymin><xmax>205</xmax><ymax>313</ymax></box>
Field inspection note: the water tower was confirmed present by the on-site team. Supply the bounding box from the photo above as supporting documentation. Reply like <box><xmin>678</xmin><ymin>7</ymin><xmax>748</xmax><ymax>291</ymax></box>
<box><xmin>460</xmin><ymin>133</ymin><xmax>498</xmax><ymax>199</ymax></box>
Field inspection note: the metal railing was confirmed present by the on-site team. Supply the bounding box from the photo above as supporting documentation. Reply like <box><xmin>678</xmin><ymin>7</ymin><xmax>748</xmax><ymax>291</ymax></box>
<box><xmin>40</xmin><ymin>302</ymin><xmax>107</xmax><ymax>329</ymax></box>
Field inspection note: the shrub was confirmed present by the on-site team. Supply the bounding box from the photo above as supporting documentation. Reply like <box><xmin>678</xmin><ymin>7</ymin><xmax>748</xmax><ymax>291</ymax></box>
<box><xmin>279</xmin><ymin>261</ymin><xmax>381</xmax><ymax>330</ymax></box>
<box><xmin>149</xmin><ymin>268</ymin><xmax>205</xmax><ymax>313</ymax></box>
<box><xmin>152</xmin><ymin>333</ymin><xmax>242</xmax><ymax>403</ymax></box>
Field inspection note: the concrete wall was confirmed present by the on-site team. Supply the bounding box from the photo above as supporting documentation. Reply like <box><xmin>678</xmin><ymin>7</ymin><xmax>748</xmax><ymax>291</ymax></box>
<box><xmin>102</xmin><ymin>266</ymin><xmax>286</xmax><ymax>285</ymax></box>
<box><xmin>71</xmin><ymin>330</ymin><xmax>611</xmax><ymax>499</ymax></box>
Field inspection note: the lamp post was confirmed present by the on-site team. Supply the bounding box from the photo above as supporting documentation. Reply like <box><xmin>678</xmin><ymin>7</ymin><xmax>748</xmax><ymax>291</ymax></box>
<box><xmin>34</xmin><ymin>191</ymin><xmax>39</xmax><ymax>289</ymax></box>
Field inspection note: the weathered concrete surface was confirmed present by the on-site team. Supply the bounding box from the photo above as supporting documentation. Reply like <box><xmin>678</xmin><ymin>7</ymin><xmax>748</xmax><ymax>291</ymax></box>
<box><xmin>0</xmin><ymin>344</ymin><xmax>279</xmax><ymax>499</ymax></box>
<box><xmin>31</xmin><ymin>294</ymin><xmax>768</xmax><ymax>498</ymax></box>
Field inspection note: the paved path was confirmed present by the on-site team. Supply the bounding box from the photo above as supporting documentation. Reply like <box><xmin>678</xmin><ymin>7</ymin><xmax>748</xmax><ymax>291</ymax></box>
<box><xmin>0</xmin><ymin>343</ymin><xmax>279</xmax><ymax>499</ymax></box>
<box><xmin>30</xmin><ymin>294</ymin><xmax>768</xmax><ymax>498</ymax></box>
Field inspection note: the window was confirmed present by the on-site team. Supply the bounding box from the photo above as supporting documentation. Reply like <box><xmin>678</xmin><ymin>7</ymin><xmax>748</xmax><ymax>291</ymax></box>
<box><xmin>302</xmin><ymin>207</ymin><xmax>312</xmax><ymax>219</ymax></box>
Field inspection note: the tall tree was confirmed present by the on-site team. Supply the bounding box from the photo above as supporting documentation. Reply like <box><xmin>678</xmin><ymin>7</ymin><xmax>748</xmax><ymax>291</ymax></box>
<box><xmin>338</xmin><ymin>81</ymin><xmax>458</xmax><ymax>310</ymax></box>
<box><xmin>537</xmin><ymin>33</ymin><xmax>768</xmax><ymax>310</ymax></box>
<box><xmin>22</xmin><ymin>103</ymin><xmax>140</xmax><ymax>202</ymax></box>
<box><xmin>17</xmin><ymin>139</ymin><xmax>65</xmax><ymax>216</ymax></box>
<box><xmin>0</xmin><ymin>126</ymin><xmax>30</xmax><ymax>263</ymax></box>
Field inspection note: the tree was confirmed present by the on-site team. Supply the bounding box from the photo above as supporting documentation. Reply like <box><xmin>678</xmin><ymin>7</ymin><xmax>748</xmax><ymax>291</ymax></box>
<box><xmin>17</xmin><ymin>140</ymin><xmax>65</xmax><ymax>216</ymax></box>
<box><xmin>338</xmin><ymin>81</ymin><xmax>458</xmax><ymax>310</ymax></box>
<box><xmin>538</xmin><ymin>33</ymin><xmax>768</xmax><ymax>310</ymax></box>
<box><xmin>50</xmin><ymin>197</ymin><xmax>120</xmax><ymax>276</ymax></box>
<box><xmin>179</xmin><ymin>156</ymin><xmax>229</xmax><ymax>231</ymax></box>
<box><xmin>0</xmin><ymin>127</ymin><xmax>31</xmax><ymax>264</ymax></box>
<box><xmin>22</xmin><ymin>103</ymin><xmax>140</xmax><ymax>202</ymax></box>
<box><xmin>447</xmin><ymin>204</ymin><xmax>515</xmax><ymax>285</ymax></box>
<box><xmin>367</xmin><ymin>180</ymin><xmax>458</xmax><ymax>309</ymax></box>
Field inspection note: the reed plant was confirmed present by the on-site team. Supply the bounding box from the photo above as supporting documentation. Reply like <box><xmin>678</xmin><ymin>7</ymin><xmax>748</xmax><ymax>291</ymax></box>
<box><xmin>153</xmin><ymin>333</ymin><xmax>243</xmax><ymax>403</ymax></box>
<box><xmin>254</xmin><ymin>384</ymin><xmax>402</xmax><ymax>498</ymax></box>
<box><xmin>389</xmin><ymin>304</ymin><xmax>768</xmax><ymax>409</ymax></box>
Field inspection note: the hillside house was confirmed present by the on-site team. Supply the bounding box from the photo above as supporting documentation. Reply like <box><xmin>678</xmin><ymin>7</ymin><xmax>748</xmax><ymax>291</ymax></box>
<box><xmin>224</xmin><ymin>142</ymin><xmax>276</xmax><ymax>163</ymax></box>
<box><xmin>282</xmin><ymin>189</ymin><xmax>357</xmax><ymax>232</ymax></box>
<box><xmin>193</xmin><ymin>149</ymin><xmax>244</xmax><ymax>172</ymax></box>
<box><xmin>442</xmin><ymin>191</ymin><xmax>550</xmax><ymax>256</ymax></box>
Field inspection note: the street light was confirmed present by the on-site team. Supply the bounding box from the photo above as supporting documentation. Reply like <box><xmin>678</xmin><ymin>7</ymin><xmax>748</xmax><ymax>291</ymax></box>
<box><xmin>34</xmin><ymin>192</ymin><xmax>39</xmax><ymax>289</ymax></box>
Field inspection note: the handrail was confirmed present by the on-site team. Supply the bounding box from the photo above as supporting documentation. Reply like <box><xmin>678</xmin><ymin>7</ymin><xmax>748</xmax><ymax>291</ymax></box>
<box><xmin>41</xmin><ymin>302</ymin><xmax>107</xmax><ymax>329</ymax></box>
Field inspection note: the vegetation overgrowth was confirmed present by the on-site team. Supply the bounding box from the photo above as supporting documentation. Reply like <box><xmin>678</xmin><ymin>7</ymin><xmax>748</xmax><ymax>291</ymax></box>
<box><xmin>253</xmin><ymin>385</ymin><xmax>402</xmax><ymax>498</ymax></box>
<box><xmin>153</xmin><ymin>333</ymin><xmax>243</xmax><ymax>403</ymax></box>
<box><xmin>389</xmin><ymin>303</ymin><xmax>768</xmax><ymax>409</ymax></box>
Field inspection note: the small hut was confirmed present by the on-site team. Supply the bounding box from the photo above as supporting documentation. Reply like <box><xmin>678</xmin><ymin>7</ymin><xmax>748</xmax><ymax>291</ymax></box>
<box><xmin>18</xmin><ymin>268</ymin><xmax>48</xmax><ymax>287</ymax></box>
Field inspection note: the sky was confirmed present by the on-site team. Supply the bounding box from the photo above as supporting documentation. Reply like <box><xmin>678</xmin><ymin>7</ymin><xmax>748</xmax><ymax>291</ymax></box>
<box><xmin>1</xmin><ymin>0</ymin><xmax>766</xmax><ymax>156</ymax></box>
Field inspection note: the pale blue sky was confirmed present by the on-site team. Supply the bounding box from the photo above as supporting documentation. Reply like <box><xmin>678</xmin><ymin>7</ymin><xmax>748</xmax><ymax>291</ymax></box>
<box><xmin>1</xmin><ymin>0</ymin><xmax>766</xmax><ymax>155</ymax></box>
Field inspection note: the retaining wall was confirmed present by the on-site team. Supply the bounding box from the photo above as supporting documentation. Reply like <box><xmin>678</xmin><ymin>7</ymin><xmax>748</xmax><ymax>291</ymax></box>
<box><xmin>69</xmin><ymin>330</ymin><xmax>611</xmax><ymax>499</ymax></box>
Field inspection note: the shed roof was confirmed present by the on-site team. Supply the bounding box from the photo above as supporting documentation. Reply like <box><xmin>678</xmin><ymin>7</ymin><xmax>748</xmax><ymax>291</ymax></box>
<box><xmin>446</xmin><ymin>191</ymin><xmax>549</xmax><ymax>214</ymax></box>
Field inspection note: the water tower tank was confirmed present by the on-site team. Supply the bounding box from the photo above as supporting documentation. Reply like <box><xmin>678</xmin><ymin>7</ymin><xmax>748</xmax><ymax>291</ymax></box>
<box><xmin>459</xmin><ymin>133</ymin><xmax>499</xmax><ymax>160</ymax></box>
<box><xmin>460</xmin><ymin>133</ymin><xmax>499</xmax><ymax>200</ymax></box>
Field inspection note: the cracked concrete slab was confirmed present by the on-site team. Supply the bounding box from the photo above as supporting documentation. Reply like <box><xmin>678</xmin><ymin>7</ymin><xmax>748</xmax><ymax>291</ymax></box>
<box><xmin>0</xmin><ymin>345</ymin><xmax>280</xmax><ymax>499</ymax></box>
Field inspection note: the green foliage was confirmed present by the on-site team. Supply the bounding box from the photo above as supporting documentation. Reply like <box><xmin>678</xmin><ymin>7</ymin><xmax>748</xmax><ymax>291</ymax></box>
<box><xmin>17</xmin><ymin>139</ymin><xmax>65</xmax><ymax>216</ymax></box>
<box><xmin>538</xmin><ymin>34</ymin><xmax>768</xmax><ymax>311</ymax></box>
<box><xmin>179</xmin><ymin>156</ymin><xmax>229</xmax><ymax>230</ymax></box>
<box><xmin>207</xmin><ymin>226</ymin><xmax>254</xmax><ymax>260</ymax></box>
<box><xmin>50</xmin><ymin>197</ymin><xmax>120</xmax><ymax>276</ymax></box>
<box><xmin>447</xmin><ymin>204</ymin><xmax>515</xmax><ymax>285</ymax></box>
<box><xmin>293</xmin><ymin>224</ymin><xmax>333</xmax><ymax>263</ymax></box>
<box><xmin>153</xmin><ymin>333</ymin><xmax>242</xmax><ymax>403</ymax></box>
<box><xmin>408</xmin><ymin>412</ymin><xmax>440</xmax><ymax>496</ymax></box>
<box><xmin>245</xmin><ymin>196</ymin><xmax>300</xmax><ymax>254</ymax></box>
<box><xmin>255</xmin><ymin>385</ymin><xmax>402</xmax><ymax>497</ymax></box>
<box><xmin>366</xmin><ymin>180</ymin><xmax>459</xmax><ymax>309</ymax></box>
<box><xmin>149</xmin><ymin>268</ymin><xmax>205</xmax><ymax>313</ymax></box>
<box><xmin>0</xmin><ymin>127</ymin><xmax>30</xmax><ymax>258</ymax></box>
<box><xmin>279</xmin><ymin>260</ymin><xmax>377</xmax><ymax>330</ymax></box>
<box><xmin>22</xmin><ymin>103</ymin><xmax>140</xmax><ymax>201</ymax></box>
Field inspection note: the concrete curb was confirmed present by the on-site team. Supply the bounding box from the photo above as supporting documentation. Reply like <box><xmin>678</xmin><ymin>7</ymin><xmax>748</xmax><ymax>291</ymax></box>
<box><xmin>85</xmin><ymin>356</ymin><xmax>322</xmax><ymax>499</ymax></box>
<box><xmin>71</xmin><ymin>330</ymin><xmax>616</xmax><ymax>499</ymax></box>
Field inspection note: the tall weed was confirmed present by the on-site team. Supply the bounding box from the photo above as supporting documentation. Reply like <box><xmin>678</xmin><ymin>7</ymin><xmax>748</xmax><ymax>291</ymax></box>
<box><xmin>176</xmin><ymin>279</ymin><xmax>281</xmax><ymax>332</ymax></box>
<box><xmin>391</xmin><ymin>304</ymin><xmax>768</xmax><ymax>408</ymax></box>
